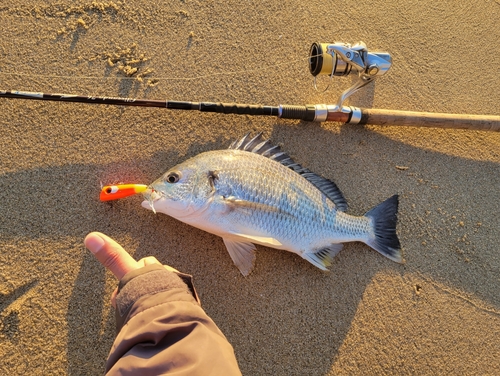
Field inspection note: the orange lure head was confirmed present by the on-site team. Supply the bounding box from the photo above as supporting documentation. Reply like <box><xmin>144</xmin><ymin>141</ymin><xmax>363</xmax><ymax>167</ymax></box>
<box><xmin>100</xmin><ymin>184</ymin><xmax>148</xmax><ymax>201</ymax></box>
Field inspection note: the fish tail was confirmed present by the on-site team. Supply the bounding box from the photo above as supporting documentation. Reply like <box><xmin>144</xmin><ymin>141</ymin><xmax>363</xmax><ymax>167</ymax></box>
<box><xmin>364</xmin><ymin>195</ymin><xmax>402</xmax><ymax>263</ymax></box>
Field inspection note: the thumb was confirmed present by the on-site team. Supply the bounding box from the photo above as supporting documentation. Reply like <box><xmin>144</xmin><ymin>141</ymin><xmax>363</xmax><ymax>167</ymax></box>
<box><xmin>85</xmin><ymin>232</ymin><xmax>139</xmax><ymax>280</ymax></box>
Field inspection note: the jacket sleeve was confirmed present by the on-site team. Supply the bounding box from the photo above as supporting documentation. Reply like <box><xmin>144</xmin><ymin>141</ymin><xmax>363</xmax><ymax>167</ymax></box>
<box><xmin>105</xmin><ymin>264</ymin><xmax>241</xmax><ymax>376</ymax></box>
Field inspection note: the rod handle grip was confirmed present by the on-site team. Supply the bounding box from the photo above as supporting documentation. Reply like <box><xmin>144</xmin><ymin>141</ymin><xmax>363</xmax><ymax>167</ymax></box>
<box><xmin>359</xmin><ymin>108</ymin><xmax>500</xmax><ymax>132</ymax></box>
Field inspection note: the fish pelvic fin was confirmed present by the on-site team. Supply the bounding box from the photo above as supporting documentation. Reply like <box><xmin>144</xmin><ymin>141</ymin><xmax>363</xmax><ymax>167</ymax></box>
<box><xmin>365</xmin><ymin>195</ymin><xmax>402</xmax><ymax>263</ymax></box>
<box><xmin>222</xmin><ymin>238</ymin><xmax>256</xmax><ymax>277</ymax></box>
<box><xmin>303</xmin><ymin>244</ymin><xmax>343</xmax><ymax>270</ymax></box>
<box><xmin>227</xmin><ymin>231</ymin><xmax>282</xmax><ymax>247</ymax></box>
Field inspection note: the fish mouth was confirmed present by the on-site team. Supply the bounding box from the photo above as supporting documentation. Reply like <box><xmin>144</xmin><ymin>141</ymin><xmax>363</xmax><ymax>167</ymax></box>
<box><xmin>142</xmin><ymin>186</ymin><xmax>164</xmax><ymax>214</ymax></box>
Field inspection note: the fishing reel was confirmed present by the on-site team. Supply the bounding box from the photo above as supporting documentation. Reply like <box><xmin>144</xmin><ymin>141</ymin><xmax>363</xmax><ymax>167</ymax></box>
<box><xmin>308</xmin><ymin>41</ymin><xmax>392</xmax><ymax>109</ymax></box>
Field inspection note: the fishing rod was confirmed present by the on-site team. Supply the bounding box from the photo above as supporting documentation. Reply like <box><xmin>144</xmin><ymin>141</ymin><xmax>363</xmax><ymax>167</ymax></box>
<box><xmin>1</xmin><ymin>41</ymin><xmax>499</xmax><ymax>132</ymax></box>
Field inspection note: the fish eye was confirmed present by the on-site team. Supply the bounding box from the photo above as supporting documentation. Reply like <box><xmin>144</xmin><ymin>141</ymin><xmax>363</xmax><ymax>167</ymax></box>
<box><xmin>166</xmin><ymin>172</ymin><xmax>180</xmax><ymax>184</ymax></box>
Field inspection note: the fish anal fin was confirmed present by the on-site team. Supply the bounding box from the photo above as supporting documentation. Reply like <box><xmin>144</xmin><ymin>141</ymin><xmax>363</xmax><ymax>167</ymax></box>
<box><xmin>302</xmin><ymin>244</ymin><xmax>343</xmax><ymax>270</ymax></box>
<box><xmin>222</xmin><ymin>238</ymin><xmax>257</xmax><ymax>276</ymax></box>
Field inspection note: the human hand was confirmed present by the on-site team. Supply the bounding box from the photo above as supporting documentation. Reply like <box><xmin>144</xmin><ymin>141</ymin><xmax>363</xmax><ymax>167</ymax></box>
<box><xmin>84</xmin><ymin>231</ymin><xmax>178</xmax><ymax>307</ymax></box>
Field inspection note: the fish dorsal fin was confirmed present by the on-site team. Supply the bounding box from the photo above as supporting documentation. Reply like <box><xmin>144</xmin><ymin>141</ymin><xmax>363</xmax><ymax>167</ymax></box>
<box><xmin>229</xmin><ymin>133</ymin><xmax>348</xmax><ymax>211</ymax></box>
<box><xmin>302</xmin><ymin>244</ymin><xmax>343</xmax><ymax>270</ymax></box>
<box><xmin>222</xmin><ymin>238</ymin><xmax>257</xmax><ymax>276</ymax></box>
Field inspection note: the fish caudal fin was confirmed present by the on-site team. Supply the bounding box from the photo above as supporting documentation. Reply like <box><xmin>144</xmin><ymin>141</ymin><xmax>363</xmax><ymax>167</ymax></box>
<box><xmin>365</xmin><ymin>195</ymin><xmax>402</xmax><ymax>263</ymax></box>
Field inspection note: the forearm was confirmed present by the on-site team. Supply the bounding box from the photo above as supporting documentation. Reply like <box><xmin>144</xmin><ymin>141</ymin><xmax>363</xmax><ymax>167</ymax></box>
<box><xmin>106</xmin><ymin>264</ymin><xmax>241</xmax><ymax>375</ymax></box>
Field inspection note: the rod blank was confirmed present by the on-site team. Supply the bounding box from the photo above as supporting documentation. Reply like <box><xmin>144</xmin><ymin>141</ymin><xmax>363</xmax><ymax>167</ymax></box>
<box><xmin>1</xmin><ymin>90</ymin><xmax>499</xmax><ymax>131</ymax></box>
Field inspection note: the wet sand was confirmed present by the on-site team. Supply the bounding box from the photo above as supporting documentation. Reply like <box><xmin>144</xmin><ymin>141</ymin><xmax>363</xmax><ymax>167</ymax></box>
<box><xmin>0</xmin><ymin>1</ymin><xmax>499</xmax><ymax>374</ymax></box>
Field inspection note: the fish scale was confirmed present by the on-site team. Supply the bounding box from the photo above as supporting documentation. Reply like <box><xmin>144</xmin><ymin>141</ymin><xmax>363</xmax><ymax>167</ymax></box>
<box><xmin>142</xmin><ymin>134</ymin><xmax>402</xmax><ymax>276</ymax></box>
<box><xmin>214</xmin><ymin>159</ymin><xmax>326</xmax><ymax>240</ymax></box>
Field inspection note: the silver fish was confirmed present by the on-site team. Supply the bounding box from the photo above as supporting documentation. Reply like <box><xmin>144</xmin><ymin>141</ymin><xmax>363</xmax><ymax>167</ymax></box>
<box><xmin>142</xmin><ymin>133</ymin><xmax>402</xmax><ymax>276</ymax></box>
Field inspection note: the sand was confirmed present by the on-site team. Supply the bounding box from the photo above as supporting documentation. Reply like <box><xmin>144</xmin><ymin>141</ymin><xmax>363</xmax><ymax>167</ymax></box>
<box><xmin>0</xmin><ymin>0</ymin><xmax>499</xmax><ymax>374</ymax></box>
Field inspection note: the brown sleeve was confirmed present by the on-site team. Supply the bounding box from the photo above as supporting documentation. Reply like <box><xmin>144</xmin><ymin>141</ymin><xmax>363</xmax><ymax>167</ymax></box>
<box><xmin>105</xmin><ymin>264</ymin><xmax>241</xmax><ymax>375</ymax></box>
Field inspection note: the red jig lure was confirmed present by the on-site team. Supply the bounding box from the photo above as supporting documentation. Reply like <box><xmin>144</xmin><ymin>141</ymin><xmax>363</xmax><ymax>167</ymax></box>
<box><xmin>100</xmin><ymin>184</ymin><xmax>148</xmax><ymax>201</ymax></box>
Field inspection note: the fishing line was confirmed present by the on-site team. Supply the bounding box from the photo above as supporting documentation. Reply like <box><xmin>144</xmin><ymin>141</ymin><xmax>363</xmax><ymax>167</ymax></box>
<box><xmin>0</xmin><ymin>55</ymin><xmax>316</xmax><ymax>83</ymax></box>
<box><xmin>1</xmin><ymin>41</ymin><xmax>499</xmax><ymax>132</ymax></box>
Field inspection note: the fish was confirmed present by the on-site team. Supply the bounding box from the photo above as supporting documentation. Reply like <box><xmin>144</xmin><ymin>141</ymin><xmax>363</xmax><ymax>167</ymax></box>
<box><xmin>141</xmin><ymin>133</ymin><xmax>402</xmax><ymax>276</ymax></box>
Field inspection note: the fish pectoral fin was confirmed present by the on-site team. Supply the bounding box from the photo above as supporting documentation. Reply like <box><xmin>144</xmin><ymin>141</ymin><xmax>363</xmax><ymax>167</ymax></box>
<box><xmin>302</xmin><ymin>244</ymin><xmax>343</xmax><ymax>270</ymax></box>
<box><xmin>228</xmin><ymin>231</ymin><xmax>282</xmax><ymax>247</ymax></box>
<box><xmin>222</xmin><ymin>196</ymin><xmax>281</xmax><ymax>214</ymax></box>
<box><xmin>222</xmin><ymin>238</ymin><xmax>257</xmax><ymax>277</ymax></box>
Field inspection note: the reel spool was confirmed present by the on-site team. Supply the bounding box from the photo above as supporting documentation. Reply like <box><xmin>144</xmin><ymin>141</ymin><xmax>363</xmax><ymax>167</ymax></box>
<box><xmin>309</xmin><ymin>41</ymin><xmax>392</xmax><ymax>109</ymax></box>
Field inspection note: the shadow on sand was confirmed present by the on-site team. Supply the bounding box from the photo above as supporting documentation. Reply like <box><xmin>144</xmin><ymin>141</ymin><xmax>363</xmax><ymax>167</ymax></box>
<box><xmin>0</xmin><ymin>125</ymin><xmax>498</xmax><ymax>374</ymax></box>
